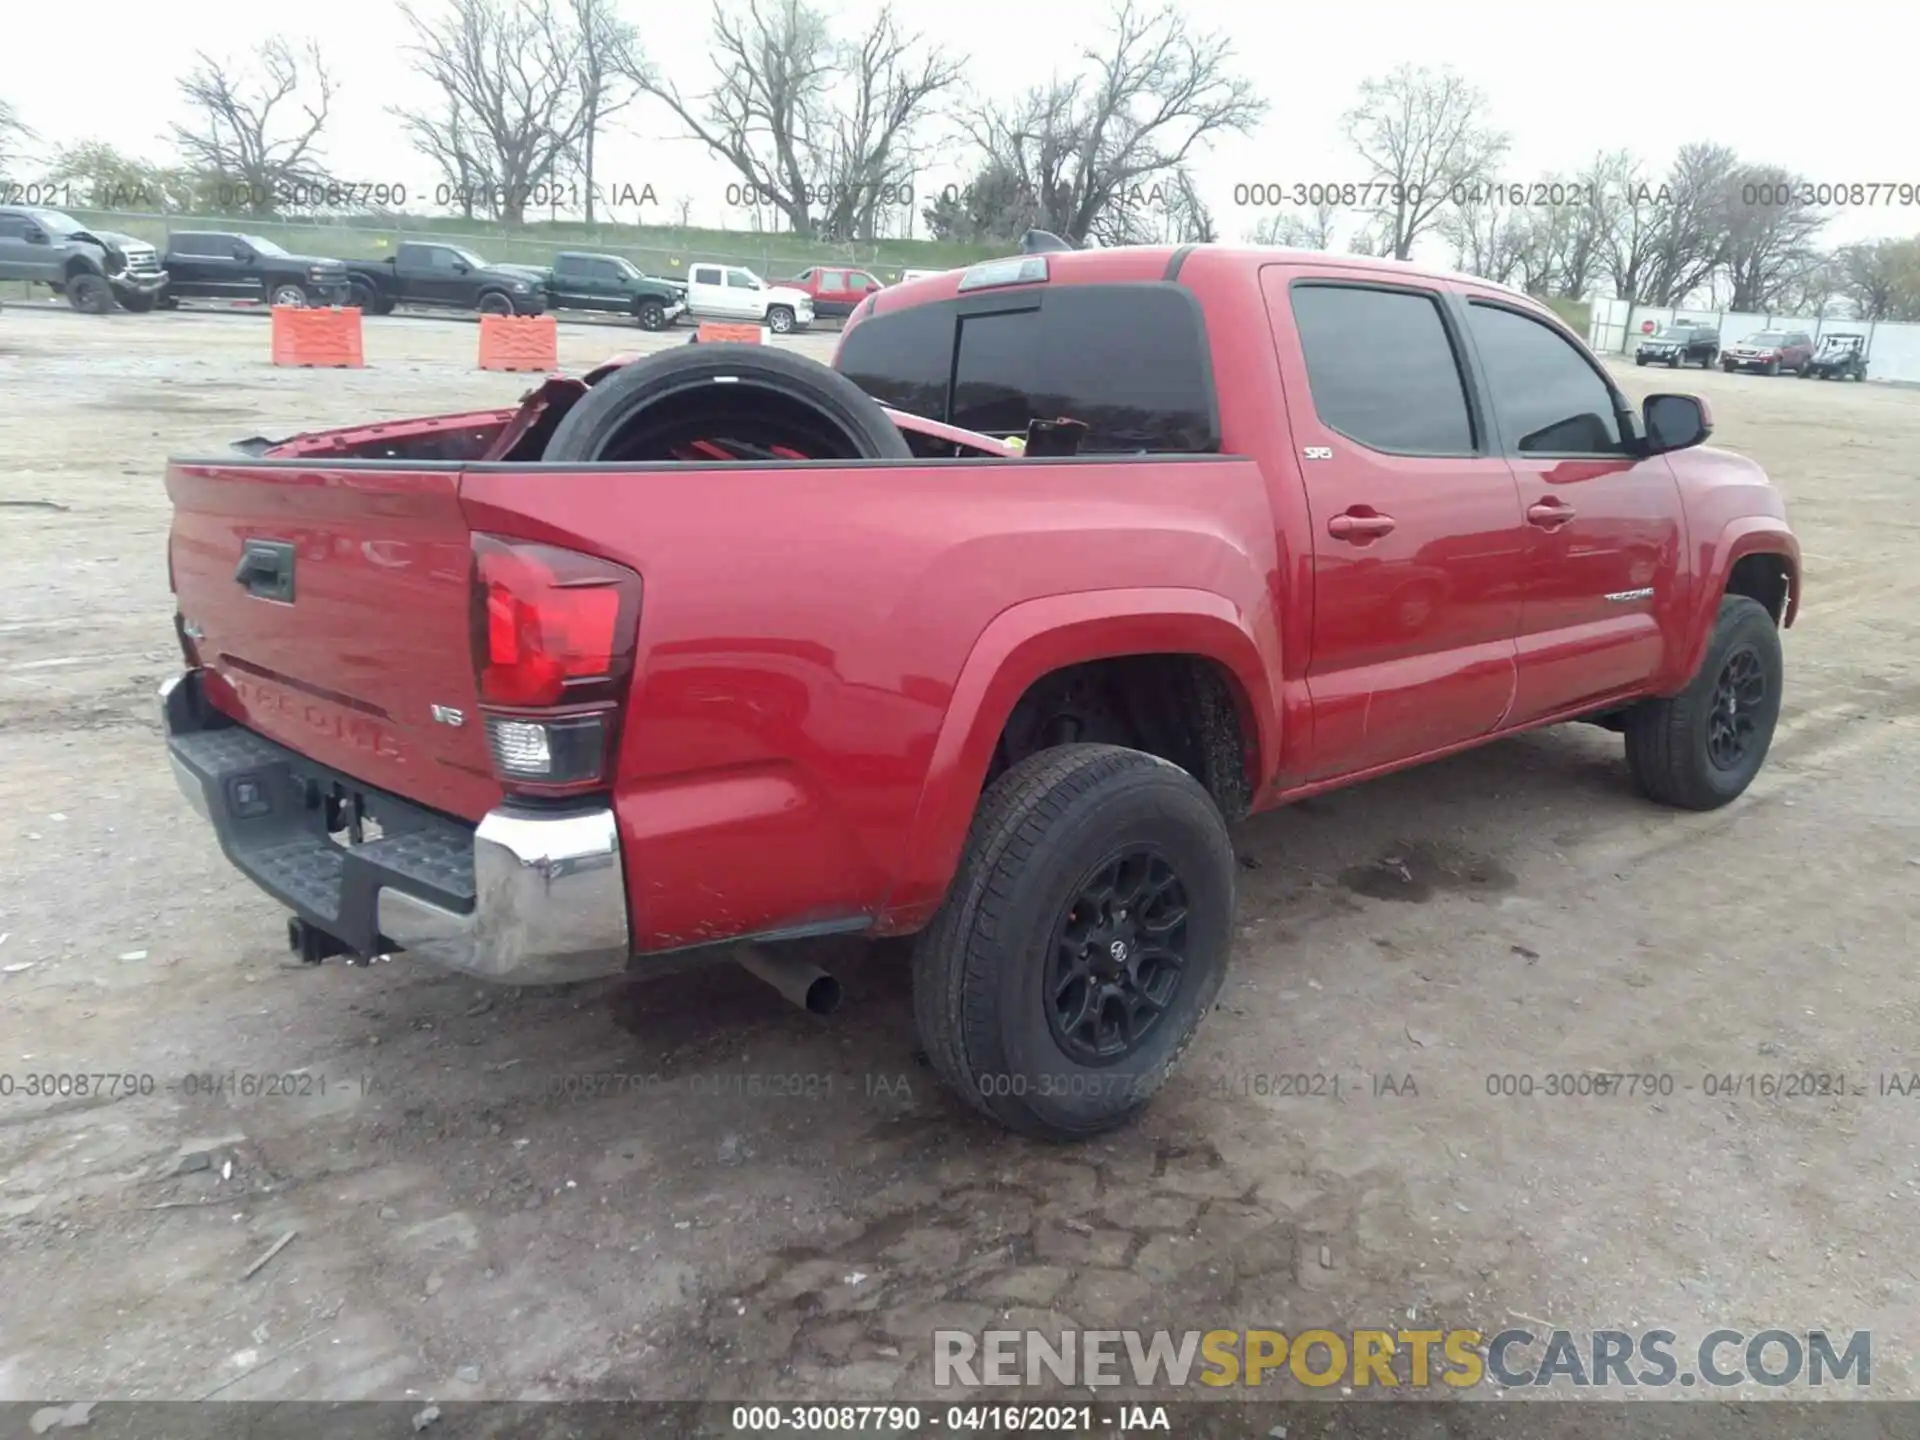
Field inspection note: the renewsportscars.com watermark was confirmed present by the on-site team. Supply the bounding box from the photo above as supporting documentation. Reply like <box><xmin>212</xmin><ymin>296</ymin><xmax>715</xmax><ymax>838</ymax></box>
<box><xmin>934</xmin><ymin>1327</ymin><xmax>1871</xmax><ymax>1391</ymax></box>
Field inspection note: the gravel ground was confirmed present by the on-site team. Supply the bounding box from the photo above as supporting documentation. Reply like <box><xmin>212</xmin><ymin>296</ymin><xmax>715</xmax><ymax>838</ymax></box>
<box><xmin>1</xmin><ymin>305</ymin><xmax>1917</xmax><ymax>1410</ymax></box>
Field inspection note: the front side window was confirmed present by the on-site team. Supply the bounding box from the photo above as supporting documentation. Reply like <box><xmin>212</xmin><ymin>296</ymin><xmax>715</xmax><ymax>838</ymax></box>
<box><xmin>1466</xmin><ymin>302</ymin><xmax>1623</xmax><ymax>455</ymax></box>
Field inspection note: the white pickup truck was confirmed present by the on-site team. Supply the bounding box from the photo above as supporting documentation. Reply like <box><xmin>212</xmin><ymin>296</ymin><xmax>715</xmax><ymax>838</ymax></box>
<box><xmin>683</xmin><ymin>262</ymin><xmax>814</xmax><ymax>333</ymax></box>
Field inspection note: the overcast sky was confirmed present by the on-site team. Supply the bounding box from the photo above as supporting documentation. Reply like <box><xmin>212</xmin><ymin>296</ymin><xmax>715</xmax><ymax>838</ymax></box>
<box><xmin>4</xmin><ymin>0</ymin><xmax>1914</xmax><ymax>255</ymax></box>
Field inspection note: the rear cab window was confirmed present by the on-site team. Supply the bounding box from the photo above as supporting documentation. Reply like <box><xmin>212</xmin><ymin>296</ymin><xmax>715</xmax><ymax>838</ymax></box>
<box><xmin>835</xmin><ymin>282</ymin><xmax>1219</xmax><ymax>454</ymax></box>
<box><xmin>1285</xmin><ymin>282</ymin><xmax>1477</xmax><ymax>455</ymax></box>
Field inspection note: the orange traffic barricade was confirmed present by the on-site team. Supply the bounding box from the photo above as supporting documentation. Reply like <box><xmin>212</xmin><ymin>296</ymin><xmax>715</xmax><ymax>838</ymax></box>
<box><xmin>696</xmin><ymin>322</ymin><xmax>765</xmax><ymax>344</ymax></box>
<box><xmin>271</xmin><ymin>306</ymin><xmax>364</xmax><ymax>368</ymax></box>
<box><xmin>479</xmin><ymin>314</ymin><xmax>558</xmax><ymax>372</ymax></box>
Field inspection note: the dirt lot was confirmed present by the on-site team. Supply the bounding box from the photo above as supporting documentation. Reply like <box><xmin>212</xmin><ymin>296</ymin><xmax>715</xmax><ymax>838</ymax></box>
<box><xmin>1</xmin><ymin>305</ymin><xmax>1917</xmax><ymax>1410</ymax></box>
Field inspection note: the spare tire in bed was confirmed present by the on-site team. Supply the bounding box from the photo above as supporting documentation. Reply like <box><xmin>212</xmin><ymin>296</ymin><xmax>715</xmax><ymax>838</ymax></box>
<box><xmin>541</xmin><ymin>343</ymin><xmax>913</xmax><ymax>464</ymax></box>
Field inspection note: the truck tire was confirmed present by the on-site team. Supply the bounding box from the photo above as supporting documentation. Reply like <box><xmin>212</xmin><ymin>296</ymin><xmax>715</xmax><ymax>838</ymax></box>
<box><xmin>477</xmin><ymin>291</ymin><xmax>515</xmax><ymax>316</ymax></box>
<box><xmin>766</xmin><ymin>304</ymin><xmax>796</xmax><ymax>334</ymax></box>
<box><xmin>67</xmin><ymin>273</ymin><xmax>113</xmax><ymax>315</ymax></box>
<box><xmin>542</xmin><ymin>343</ymin><xmax>912</xmax><ymax>464</ymax></box>
<box><xmin>1625</xmin><ymin>595</ymin><xmax>1782</xmax><ymax>811</ymax></box>
<box><xmin>911</xmin><ymin>744</ymin><xmax>1236</xmax><ymax>1141</ymax></box>
<box><xmin>270</xmin><ymin>282</ymin><xmax>309</xmax><ymax>308</ymax></box>
<box><xmin>635</xmin><ymin>299</ymin><xmax>668</xmax><ymax>331</ymax></box>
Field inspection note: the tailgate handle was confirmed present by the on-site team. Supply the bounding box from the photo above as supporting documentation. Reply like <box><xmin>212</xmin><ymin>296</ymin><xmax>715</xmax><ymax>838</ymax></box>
<box><xmin>234</xmin><ymin>539</ymin><xmax>296</xmax><ymax>602</ymax></box>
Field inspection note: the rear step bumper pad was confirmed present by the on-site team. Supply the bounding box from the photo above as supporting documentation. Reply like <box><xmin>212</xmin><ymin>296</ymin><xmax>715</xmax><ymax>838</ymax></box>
<box><xmin>159</xmin><ymin>671</ymin><xmax>631</xmax><ymax>985</ymax></box>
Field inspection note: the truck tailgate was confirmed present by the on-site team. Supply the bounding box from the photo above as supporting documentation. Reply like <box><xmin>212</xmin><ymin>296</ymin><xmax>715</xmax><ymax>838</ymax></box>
<box><xmin>166</xmin><ymin>459</ymin><xmax>503</xmax><ymax>821</ymax></box>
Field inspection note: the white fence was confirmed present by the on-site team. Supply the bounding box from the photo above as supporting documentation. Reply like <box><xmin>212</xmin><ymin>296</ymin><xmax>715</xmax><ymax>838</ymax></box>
<box><xmin>1588</xmin><ymin>297</ymin><xmax>1920</xmax><ymax>384</ymax></box>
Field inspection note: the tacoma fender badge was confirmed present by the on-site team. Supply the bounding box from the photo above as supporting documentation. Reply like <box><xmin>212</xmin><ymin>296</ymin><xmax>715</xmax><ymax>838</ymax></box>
<box><xmin>1604</xmin><ymin>587</ymin><xmax>1655</xmax><ymax>603</ymax></box>
<box><xmin>430</xmin><ymin>705</ymin><xmax>466</xmax><ymax>727</ymax></box>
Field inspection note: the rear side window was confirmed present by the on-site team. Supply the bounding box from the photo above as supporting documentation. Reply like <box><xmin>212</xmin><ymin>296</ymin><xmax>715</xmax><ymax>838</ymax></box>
<box><xmin>1466</xmin><ymin>302</ymin><xmax>1623</xmax><ymax>455</ymax></box>
<box><xmin>836</xmin><ymin>283</ymin><xmax>1217</xmax><ymax>453</ymax></box>
<box><xmin>172</xmin><ymin>234</ymin><xmax>223</xmax><ymax>257</ymax></box>
<box><xmin>1288</xmin><ymin>284</ymin><xmax>1475</xmax><ymax>454</ymax></box>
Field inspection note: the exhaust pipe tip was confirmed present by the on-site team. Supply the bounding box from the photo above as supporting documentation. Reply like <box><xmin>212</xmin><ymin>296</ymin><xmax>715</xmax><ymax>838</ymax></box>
<box><xmin>736</xmin><ymin>944</ymin><xmax>844</xmax><ymax>1017</ymax></box>
<box><xmin>803</xmin><ymin>972</ymin><xmax>843</xmax><ymax>1016</ymax></box>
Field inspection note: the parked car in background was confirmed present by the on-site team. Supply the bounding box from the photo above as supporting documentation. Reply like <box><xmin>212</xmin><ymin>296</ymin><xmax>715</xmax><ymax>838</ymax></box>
<box><xmin>344</xmin><ymin>242</ymin><xmax>545</xmax><ymax>317</ymax></box>
<box><xmin>536</xmin><ymin>252</ymin><xmax>687</xmax><ymax>329</ymax></box>
<box><xmin>1803</xmin><ymin>334</ymin><xmax>1868</xmax><ymax>381</ymax></box>
<box><xmin>1635</xmin><ymin>322</ymin><xmax>1720</xmax><ymax>368</ymax></box>
<box><xmin>0</xmin><ymin>206</ymin><xmax>167</xmax><ymax>313</ymax></box>
<box><xmin>682</xmin><ymin>262</ymin><xmax>813</xmax><ymax>332</ymax></box>
<box><xmin>161</xmin><ymin>232</ymin><xmax>350</xmax><ymax>309</ymax></box>
<box><xmin>782</xmin><ymin>265</ymin><xmax>884</xmax><ymax>320</ymax></box>
<box><xmin>1722</xmin><ymin>330</ymin><xmax>1813</xmax><ymax>375</ymax></box>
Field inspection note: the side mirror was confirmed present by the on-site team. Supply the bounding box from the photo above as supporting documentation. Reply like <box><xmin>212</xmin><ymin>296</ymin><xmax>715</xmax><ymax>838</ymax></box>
<box><xmin>24</xmin><ymin>228</ymin><xmax>47</xmax><ymax>245</ymax></box>
<box><xmin>232</xmin><ymin>246</ymin><xmax>251</xmax><ymax>261</ymax></box>
<box><xmin>1643</xmin><ymin>394</ymin><xmax>1712</xmax><ymax>454</ymax></box>
<box><xmin>452</xmin><ymin>262</ymin><xmax>470</xmax><ymax>274</ymax></box>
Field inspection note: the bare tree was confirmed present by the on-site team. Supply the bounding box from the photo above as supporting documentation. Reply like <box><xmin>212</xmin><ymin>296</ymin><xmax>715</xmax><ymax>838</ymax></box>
<box><xmin>1639</xmin><ymin>142</ymin><xmax>1739</xmax><ymax>305</ymax></box>
<box><xmin>626</xmin><ymin>0</ymin><xmax>958</xmax><ymax>241</ymax></box>
<box><xmin>396</xmin><ymin>0</ymin><xmax>594</xmax><ymax>224</ymax></box>
<box><xmin>45</xmin><ymin>142</ymin><xmax>199</xmax><ymax>212</ymax></box>
<box><xmin>1834</xmin><ymin>238</ymin><xmax>1920</xmax><ymax>322</ymax></box>
<box><xmin>1719</xmin><ymin>164</ymin><xmax>1828</xmax><ymax>311</ymax></box>
<box><xmin>673</xmin><ymin>193</ymin><xmax>694</xmax><ymax>228</ymax></box>
<box><xmin>170</xmin><ymin>40</ymin><xmax>335</xmax><ymax>215</ymax></box>
<box><xmin>1440</xmin><ymin>192</ymin><xmax>1526</xmax><ymax>284</ymax></box>
<box><xmin>1249</xmin><ymin>201</ymin><xmax>1341</xmax><ymax>250</ymax></box>
<box><xmin>965</xmin><ymin>1</ymin><xmax>1264</xmax><ymax>246</ymax></box>
<box><xmin>1592</xmin><ymin>151</ymin><xmax>1666</xmax><ymax>304</ymax></box>
<box><xmin>0</xmin><ymin>98</ymin><xmax>33</xmax><ymax>171</ymax></box>
<box><xmin>568</xmin><ymin>0</ymin><xmax>640</xmax><ymax>223</ymax></box>
<box><xmin>1341</xmin><ymin>65</ymin><xmax>1507</xmax><ymax>260</ymax></box>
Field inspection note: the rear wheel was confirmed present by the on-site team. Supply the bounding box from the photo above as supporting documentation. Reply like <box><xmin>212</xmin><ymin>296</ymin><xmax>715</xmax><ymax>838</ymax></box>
<box><xmin>67</xmin><ymin>273</ymin><xmax>112</xmax><ymax>314</ymax></box>
<box><xmin>1625</xmin><ymin>596</ymin><xmax>1782</xmax><ymax>811</ymax></box>
<box><xmin>912</xmin><ymin>745</ymin><xmax>1236</xmax><ymax>1141</ymax></box>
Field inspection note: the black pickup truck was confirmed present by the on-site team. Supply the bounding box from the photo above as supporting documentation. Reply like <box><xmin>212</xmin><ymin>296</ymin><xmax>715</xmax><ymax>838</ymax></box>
<box><xmin>161</xmin><ymin>231</ymin><xmax>350</xmax><ymax>308</ymax></box>
<box><xmin>343</xmin><ymin>241</ymin><xmax>545</xmax><ymax>317</ymax></box>
<box><xmin>537</xmin><ymin>251</ymin><xmax>686</xmax><ymax>329</ymax></box>
<box><xmin>1635</xmin><ymin>322</ymin><xmax>1720</xmax><ymax>368</ymax></box>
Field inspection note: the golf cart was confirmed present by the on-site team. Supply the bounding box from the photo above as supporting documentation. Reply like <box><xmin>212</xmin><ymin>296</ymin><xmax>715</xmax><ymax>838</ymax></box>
<box><xmin>1803</xmin><ymin>334</ymin><xmax>1868</xmax><ymax>381</ymax></box>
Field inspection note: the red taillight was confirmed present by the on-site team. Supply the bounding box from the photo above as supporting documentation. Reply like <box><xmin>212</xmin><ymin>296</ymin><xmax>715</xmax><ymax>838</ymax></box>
<box><xmin>471</xmin><ymin>536</ymin><xmax>641</xmax><ymax>708</ymax></box>
<box><xmin>469</xmin><ymin>535</ymin><xmax>642</xmax><ymax>794</ymax></box>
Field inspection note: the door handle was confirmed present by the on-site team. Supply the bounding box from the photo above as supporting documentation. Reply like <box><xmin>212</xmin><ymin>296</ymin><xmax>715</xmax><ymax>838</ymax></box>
<box><xmin>1327</xmin><ymin>509</ymin><xmax>1396</xmax><ymax>542</ymax></box>
<box><xmin>1527</xmin><ymin>499</ymin><xmax>1576</xmax><ymax>529</ymax></box>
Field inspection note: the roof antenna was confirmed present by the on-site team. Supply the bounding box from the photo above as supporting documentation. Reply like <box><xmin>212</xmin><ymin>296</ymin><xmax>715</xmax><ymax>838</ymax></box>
<box><xmin>1020</xmin><ymin>229</ymin><xmax>1074</xmax><ymax>254</ymax></box>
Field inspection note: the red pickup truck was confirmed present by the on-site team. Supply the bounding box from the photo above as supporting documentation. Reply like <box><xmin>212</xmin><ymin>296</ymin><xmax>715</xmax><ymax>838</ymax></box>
<box><xmin>160</xmin><ymin>244</ymin><xmax>1799</xmax><ymax>1141</ymax></box>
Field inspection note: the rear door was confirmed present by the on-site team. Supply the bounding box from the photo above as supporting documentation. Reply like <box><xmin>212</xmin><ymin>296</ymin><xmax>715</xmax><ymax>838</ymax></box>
<box><xmin>1456</xmin><ymin>295</ymin><xmax>1683</xmax><ymax>721</ymax></box>
<box><xmin>164</xmin><ymin>234</ymin><xmax>216</xmax><ymax>296</ymax></box>
<box><xmin>167</xmin><ymin>459</ymin><xmax>500</xmax><ymax>820</ymax></box>
<box><xmin>814</xmin><ymin>268</ymin><xmax>852</xmax><ymax>317</ymax></box>
<box><xmin>687</xmin><ymin>264</ymin><xmax>725</xmax><ymax>316</ymax></box>
<box><xmin>549</xmin><ymin>254</ymin><xmax>590</xmax><ymax>309</ymax></box>
<box><xmin>0</xmin><ymin>211</ymin><xmax>57</xmax><ymax>283</ymax></box>
<box><xmin>1260</xmin><ymin>268</ymin><xmax>1528</xmax><ymax>780</ymax></box>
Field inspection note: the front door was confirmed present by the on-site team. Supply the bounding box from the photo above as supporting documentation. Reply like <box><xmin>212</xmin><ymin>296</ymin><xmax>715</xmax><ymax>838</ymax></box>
<box><xmin>687</xmin><ymin>264</ymin><xmax>724</xmax><ymax>316</ymax></box>
<box><xmin>1455</xmin><ymin>295</ymin><xmax>1684</xmax><ymax>722</ymax></box>
<box><xmin>1262</xmin><ymin>269</ymin><xmax>1529</xmax><ymax>781</ymax></box>
<box><xmin>722</xmin><ymin>267</ymin><xmax>760</xmax><ymax>318</ymax></box>
<box><xmin>814</xmin><ymin>268</ymin><xmax>851</xmax><ymax>317</ymax></box>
